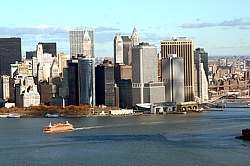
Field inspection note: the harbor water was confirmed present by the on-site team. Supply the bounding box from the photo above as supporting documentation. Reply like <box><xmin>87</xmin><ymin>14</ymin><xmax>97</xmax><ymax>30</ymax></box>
<box><xmin>1</xmin><ymin>108</ymin><xmax>250</xmax><ymax>166</ymax></box>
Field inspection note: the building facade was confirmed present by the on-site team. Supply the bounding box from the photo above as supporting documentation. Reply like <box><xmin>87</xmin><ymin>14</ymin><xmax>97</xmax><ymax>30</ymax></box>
<box><xmin>69</xmin><ymin>30</ymin><xmax>94</xmax><ymax>58</ymax></box>
<box><xmin>95</xmin><ymin>64</ymin><xmax>115</xmax><ymax>106</ymax></box>
<box><xmin>194</xmin><ymin>48</ymin><xmax>209</xmax><ymax>80</ymax></box>
<box><xmin>114</xmin><ymin>34</ymin><xmax>123</xmax><ymax>64</ymax></box>
<box><xmin>162</xmin><ymin>54</ymin><xmax>184</xmax><ymax>102</ymax></box>
<box><xmin>78</xmin><ymin>57</ymin><xmax>95</xmax><ymax>106</ymax></box>
<box><xmin>132</xmin><ymin>42</ymin><xmax>165</xmax><ymax>106</ymax></box>
<box><xmin>161</xmin><ymin>37</ymin><xmax>194</xmax><ymax>101</ymax></box>
<box><xmin>0</xmin><ymin>38</ymin><xmax>21</xmax><ymax>75</ymax></box>
<box><xmin>38</xmin><ymin>42</ymin><xmax>57</xmax><ymax>57</ymax></box>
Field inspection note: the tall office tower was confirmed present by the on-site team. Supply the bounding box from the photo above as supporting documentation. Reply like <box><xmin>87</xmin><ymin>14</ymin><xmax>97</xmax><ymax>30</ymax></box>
<box><xmin>66</xmin><ymin>57</ymin><xmax>95</xmax><ymax>106</ymax></box>
<box><xmin>0</xmin><ymin>38</ymin><xmax>21</xmax><ymax>75</ymax></box>
<box><xmin>194</xmin><ymin>48</ymin><xmax>208</xmax><ymax>80</ymax></box>
<box><xmin>78</xmin><ymin>57</ymin><xmax>95</xmax><ymax>106</ymax></box>
<box><xmin>67</xmin><ymin>59</ymin><xmax>79</xmax><ymax>106</ymax></box>
<box><xmin>69</xmin><ymin>30</ymin><xmax>94</xmax><ymax>58</ymax></box>
<box><xmin>118</xmin><ymin>79</ymin><xmax>132</xmax><ymax>108</ymax></box>
<box><xmin>161</xmin><ymin>37</ymin><xmax>194</xmax><ymax>102</ymax></box>
<box><xmin>58</xmin><ymin>52</ymin><xmax>70</xmax><ymax>76</ymax></box>
<box><xmin>194</xmin><ymin>54</ymin><xmax>208</xmax><ymax>103</ymax></box>
<box><xmin>132</xmin><ymin>42</ymin><xmax>165</xmax><ymax>106</ymax></box>
<box><xmin>95</xmin><ymin>61</ymin><xmax>115</xmax><ymax>106</ymax></box>
<box><xmin>121</xmin><ymin>36</ymin><xmax>132</xmax><ymax>65</ymax></box>
<box><xmin>131</xmin><ymin>27</ymin><xmax>140</xmax><ymax>46</ymax></box>
<box><xmin>38</xmin><ymin>42</ymin><xmax>57</xmax><ymax>57</ymax></box>
<box><xmin>162</xmin><ymin>54</ymin><xmax>184</xmax><ymax>102</ymax></box>
<box><xmin>114</xmin><ymin>34</ymin><xmax>123</xmax><ymax>64</ymax></box>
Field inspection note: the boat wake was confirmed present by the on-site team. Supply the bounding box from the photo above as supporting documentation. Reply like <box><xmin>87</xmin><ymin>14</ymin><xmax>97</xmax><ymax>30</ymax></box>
<box><xmin>74</xmin><ymin>121</ymin><xmax>165</xmax><ymax>131</ymax></box>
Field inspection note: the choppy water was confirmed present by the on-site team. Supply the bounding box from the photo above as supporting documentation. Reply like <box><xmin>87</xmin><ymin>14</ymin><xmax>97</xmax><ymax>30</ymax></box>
<box><xmin>1</xmin><ymin>108</ymin><xmax>250</xmax><ymax>166</ymax></box>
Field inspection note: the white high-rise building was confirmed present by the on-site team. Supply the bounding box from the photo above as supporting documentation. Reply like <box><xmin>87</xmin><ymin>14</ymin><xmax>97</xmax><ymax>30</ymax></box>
<box><xmin>114</xmin><ymin>34</ymin><xmax>123</xmax><ymax>64</ymax></box>
<box><xmin>131</xmin><ymin>27</ymin><xmax>140</xmax><ymax>46</ymax></box>
<box><xmin>69</xmin><ymin>30</ymin><xmax>94</xmax><ymax>58</ymax></box>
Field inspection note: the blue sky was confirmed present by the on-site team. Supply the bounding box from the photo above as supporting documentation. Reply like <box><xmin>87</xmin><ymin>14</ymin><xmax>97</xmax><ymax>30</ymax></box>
<box><xmin>1</xmin><ymin>0</ymin><xmax>250</xmax><ymax>57</ymax></box>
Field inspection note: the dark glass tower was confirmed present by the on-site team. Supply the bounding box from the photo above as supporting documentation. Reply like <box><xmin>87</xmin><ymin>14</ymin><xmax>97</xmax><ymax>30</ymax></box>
<box><xmin>0</xmin><ymin>38</ymin><xmax>21</xmax><ymax>75</ymax></box>
<box><xmin>67</xmin><ymin>59</ymin><xmax>79</xmax><ymax>106</ymax></box>
<box><xmin>95</xmin><ymin>64</ymin><xmax>115</xmax><ymax>106</ymax></box>
<box><xmin>38</xmin><ymin>42</ymin><xmax>57</xmax><ymax>57</ymax></box>
<box><xmin>194</xmin><ymin>48</ymin><xmax>209</xmax><ymax>80</ymax></box>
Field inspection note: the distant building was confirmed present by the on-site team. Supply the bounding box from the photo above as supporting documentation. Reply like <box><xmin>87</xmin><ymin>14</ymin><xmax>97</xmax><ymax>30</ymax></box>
<box><xmin>161</xmin><ymin>37</ymin><xmax>194</xmax><ymax>101</ymax></box>
<box><xmin>132</xmin><ymin>42</ymin><xmax>165</xmax><ymax>106</ymax></box>
<box><xmin>114</xmin><ymin>64</ymin><xmax>132</xmax><ymax>84</ymax></box>
<box><xmin>69</xmin><ymin>30</ymin><xmax>94</xmax><ymax>58</ymax></box>
<box><xmin>78</xmin><ymin>57</ymin><xmax>95</xmax><ymax>106</ymax></box>
<box><xmin>58</xmin><ymin>52</ymin><xmax>70</xmax><ymax>76</ymax></box>
<box><xmin>38</xmin><ymin>42</ymin><xmax>57</xmax><ymax>57</ymax></box>
<box><xmin>131</xmin><ymin>27</ymin><xmax>140</xmax><ymax>46</ymax></box>
<box><xmin>121</xmin><ymin>36</ymin><xmax>132</xmax><ymax>65</ymax></box>
<box><xmin>0</xmin><ymin>75</ymin><xmax>10</xmax><ymax>101</ymax></box>
<box><xmin>118</xmin><ymin>79</ymin><xmax>132</xmax><ymax>108</ymax></box>
<box><xmin>194</xmin><ymin>48</ymin><xmax>208</xmax><ymax>80</ymax></box>
<box><xmin>26</xmin><ymin>51</ymin><xmax>36</xmax><ymax>59</ymax></box>
<box><xmin>95</xmin><ymin>61</ymin><xmax>115</xmax><ymax>106</ymax></box>
<box><xmin>0</xmin><ymin>38</ymin><xmax>21</xmax><ymax>75</ymax></box>
<box><xmin>66</xmin><ymin>57</ymin><xmax>95</xmax><ymax>106</ymax></box>
<box><xmin>162</xmin><ymin>54</ymin><xmax>184</xmax><ymax>102</ymax></box>
<box><xmin>114</xmin><ymin>34</ymin><xmax>123</xmax><ymax>64</ymax></box>
<box><xmin>15</xmin><ymin>76</ymin><xmax>40</xmax><ymax>107</ymax></box>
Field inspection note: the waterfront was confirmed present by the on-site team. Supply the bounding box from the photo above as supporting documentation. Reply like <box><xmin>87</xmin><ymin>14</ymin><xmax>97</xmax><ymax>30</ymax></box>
<box><xmin>1</xmin><ymin>108</ymin><xmax>250</xmax><ymax>165</ymax></box>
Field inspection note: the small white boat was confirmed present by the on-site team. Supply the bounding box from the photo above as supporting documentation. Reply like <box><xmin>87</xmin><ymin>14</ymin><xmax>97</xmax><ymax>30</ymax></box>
<box><xmin>6</xmin><ymin>114</ymin><xmax>21</xmax><ymax>118</ymax></box>
<box><xmin>45</xmin><ymin>113</ymin><xmax>59</xmax><ymax>118</ymax></box>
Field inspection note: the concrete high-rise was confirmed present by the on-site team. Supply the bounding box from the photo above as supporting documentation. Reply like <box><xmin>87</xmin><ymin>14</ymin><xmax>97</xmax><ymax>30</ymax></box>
<box><xmin>0</xmin><ymin>38</ymin><xmax>21</xmax><ymax>75</ymax></box>
<box><xmin>161</xmin><ymin>37</ymin><xmax>194</xmax><ymax>102</ymax></box>
<box><xmin>69</xmin><ymin>30</ymin><xmax>94</xmax><ymax>58</ymax></box>
<box><xmin>132</xmin><ymin>42</ymin><xmax>165</xmax><ymax>106</ymax></box>
<box><xmin>121</xmin><ymin>36</ymin><xmax>132</xmax><ymax>65</ymax></box>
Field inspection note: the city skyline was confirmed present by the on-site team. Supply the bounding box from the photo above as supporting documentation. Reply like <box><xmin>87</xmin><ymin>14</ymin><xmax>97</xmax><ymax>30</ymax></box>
<box><xmin>1</xmin><ymin>0</ymin><xmax>250</xmax><ymax>57</ymax></box>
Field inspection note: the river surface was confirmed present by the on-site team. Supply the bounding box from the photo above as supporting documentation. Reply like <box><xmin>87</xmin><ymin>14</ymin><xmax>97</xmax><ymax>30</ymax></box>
<box><xmin>1</xmin><ymin>108</ymin><xmax>250</xmax><ymax>166</ymax></box>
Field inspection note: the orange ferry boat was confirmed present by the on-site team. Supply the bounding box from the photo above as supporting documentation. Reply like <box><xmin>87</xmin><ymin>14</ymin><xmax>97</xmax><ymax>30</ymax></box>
<box><xmin>43</xmin><ymin>121</ymin><xmax>74</xmax><ymax>133</ymax></box>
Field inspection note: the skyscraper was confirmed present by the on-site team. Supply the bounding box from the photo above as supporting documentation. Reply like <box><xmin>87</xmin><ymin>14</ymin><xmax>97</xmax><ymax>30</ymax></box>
<box><xmin>162</xmin><ymin>54</ymin><xmax>184</xmax><ymax>102</ymax></box>
<box><xmin>194</xmin><ymin>48</ymin><xmax>208</xmax><ymax>80</ymax></box>
<box><xmin>95</xmin><ymin>61</ymin><xmax>115</xmax><ymax>107</ymax></box>
<box><xmin>132</xmin><ymin>42</ymin><xmax>165</xmax><ymax>105</ymax></box>
<box><xmin>78</xmin><ymin>57</ymin><xmax>95</xmax><ymax>106</ymax></box>
<box><xmin>69</xmin><ymin>30</ymin><xmax>94</xmax><ymax>58</ymax></box>
<box><xmin>0</xmin><ymin>38</ymin><xmax>21</xmax><ymax>75</ymax></box>
<box><xmin>114</xmin><ymin>34</ymin><xmax>123</xmax><ymax>64</ymax></box>
<box><xmin>131</xmin><ymin>27</ymin><xmax>140</xmax><ymax>46</ymax></box>
<box><xmin>121</xmin><ymin>36</ymin><xmax>132</xmax><ymax>65</ymax></box>
<box><xmin>161</xmin><ymin>37</ymin><xmax>194</xmax><ymax>102</ymax></box>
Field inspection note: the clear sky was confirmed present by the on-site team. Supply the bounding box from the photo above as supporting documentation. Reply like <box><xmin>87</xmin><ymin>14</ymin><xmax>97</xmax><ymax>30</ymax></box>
<box><xmin>1</xmin><ymin>0</ymin><xmax>250</xmax><ymax>57</ymax></box>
